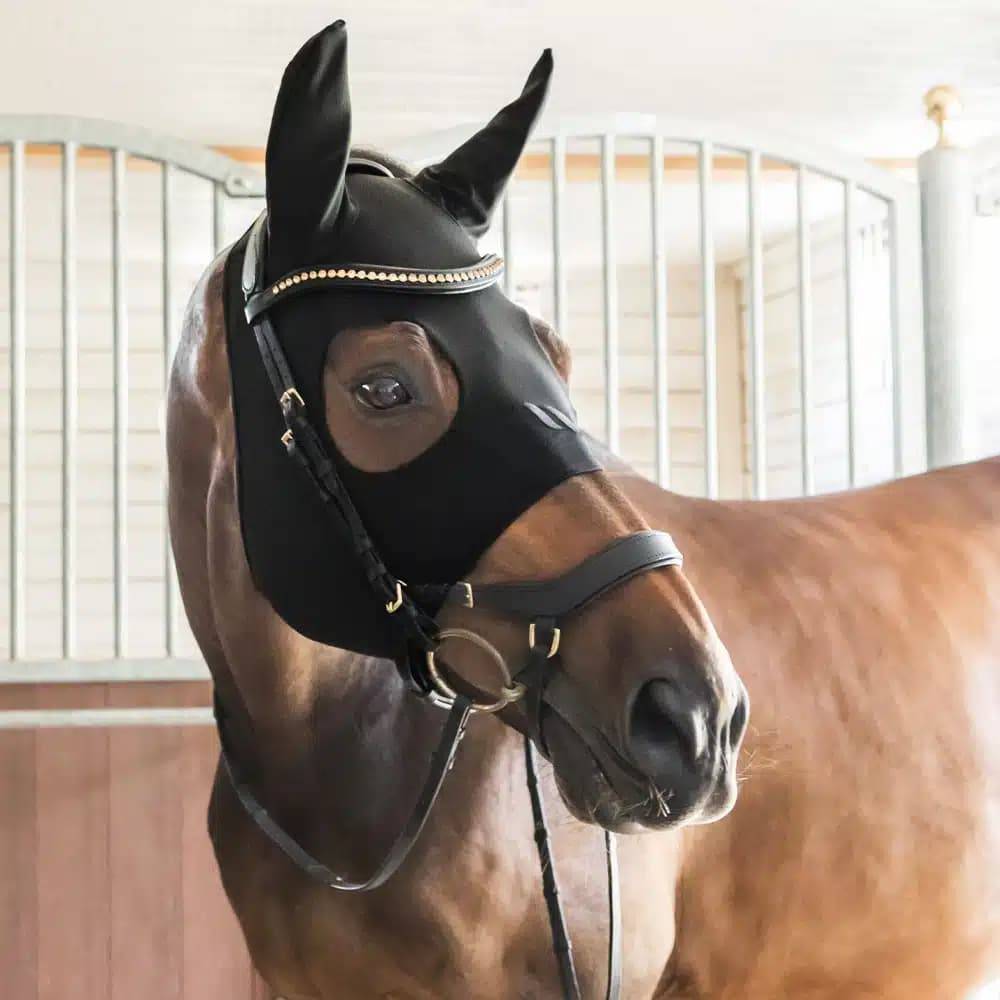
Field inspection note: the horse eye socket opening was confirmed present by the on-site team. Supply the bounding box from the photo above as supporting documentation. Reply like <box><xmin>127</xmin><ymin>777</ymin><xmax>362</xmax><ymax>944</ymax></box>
<box><xmin>354</xmin><ymin>374</ymin><xmax>413</xmax><ymax>411</ymax></box>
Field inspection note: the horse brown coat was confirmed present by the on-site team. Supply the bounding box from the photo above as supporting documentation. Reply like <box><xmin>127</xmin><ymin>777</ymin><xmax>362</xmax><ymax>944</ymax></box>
<box><xmin>168</xmin><ymin>254</ymin><xmax>1000</xmax><ymax>998</ymax></box>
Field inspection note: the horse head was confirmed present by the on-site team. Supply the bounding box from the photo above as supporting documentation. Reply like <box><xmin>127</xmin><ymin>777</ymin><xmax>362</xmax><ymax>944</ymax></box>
<box><xmin>226</xmin><ymin>19</ymin><xmax>748</xmax><ymax>833</ymax></box>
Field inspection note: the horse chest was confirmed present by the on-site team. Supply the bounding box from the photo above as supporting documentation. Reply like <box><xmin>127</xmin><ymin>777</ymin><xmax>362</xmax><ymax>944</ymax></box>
<box><xmin>211</xmin><ymin>751</ymin><xmax>678</xmax><ymax>999</ymax></box>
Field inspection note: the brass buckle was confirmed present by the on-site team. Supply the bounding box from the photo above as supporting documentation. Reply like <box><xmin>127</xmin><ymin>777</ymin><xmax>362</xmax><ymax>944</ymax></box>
<box><xmin>385</xmin><ymin>580</ymin><xmax>406</xmax><ymax>614</ymax></box>
<box><xmin>425</xmin><ymin>628</ymin><xmax>525</xmax><ymax>714</ymax></box>
<box><xmin>279</xmin><ymin>387</ymin><xmax>305</xmax><ymax>410</ymax></box>
<box><xmin>528</xmin><ymin>622</ymin><xmax>561</xmax><ymax>659</ymax></box>
<box><xmin>457</xmin><ymin>582</ymin><xmax>474</xmax><ymax>608</ymax></box>
<box><xmin>280</xmin><ymin>429</ymin><xmax>294</xmax><ymax>448</ymax></box>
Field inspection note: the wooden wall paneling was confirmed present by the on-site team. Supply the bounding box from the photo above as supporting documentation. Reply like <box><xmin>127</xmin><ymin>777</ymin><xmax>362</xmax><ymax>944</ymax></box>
<box><xmin>35</xmin><ymin>683</ymin><xmax>111</xmax><ymax>1000</ymax></box>
<box><xmin>0</xmin><ymin>680</ymin><xmax>260</xmax><ymax>997</ymax></box>
<box><xmin>179</xmin><ymin>686</ymin><xmax>258</xmax><ymax>999</ymax></box>
<box><xmin>0</xmin><ymin>685</ymin><xmax>39</xmax><ymax>999</ymax></box>
<box><xmin>108</xmin><ymin>682</ymin><xmax>185</xmax><ymax>1000</ymax></box>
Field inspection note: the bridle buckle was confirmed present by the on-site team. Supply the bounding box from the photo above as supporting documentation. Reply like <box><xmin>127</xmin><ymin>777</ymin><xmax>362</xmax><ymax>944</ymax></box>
<box><xmin>279</xmin><ymin>387</ymin><xmax>305</xmax><ymax>410</ymax></box>
<box><xmin>528</xmin><ymin>622</ymin><xmax>561</xmax><ymax>659</ymax></box>
<box><xmin>385</xmin><ymin>580</ymin><xmax>406</xmax><ymax>614</ymax></box>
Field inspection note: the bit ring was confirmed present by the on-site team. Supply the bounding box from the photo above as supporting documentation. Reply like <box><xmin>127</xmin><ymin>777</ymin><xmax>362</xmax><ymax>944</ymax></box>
<box><xmin>426</xmin><ymin>628</ymin><xmax>525</xmax><ymax>714</ymax></box>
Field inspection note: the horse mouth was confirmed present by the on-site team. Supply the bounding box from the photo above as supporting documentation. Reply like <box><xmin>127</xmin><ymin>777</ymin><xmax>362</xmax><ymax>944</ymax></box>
<box><xmin>543</xmin><ymin>711</ymin><xmax>669</xmax><ymax>832</ymax></box>
<box><xmin>542</xmin><ymin>710</ymin><xmax>737</xmax><ymax>833</ymax></box>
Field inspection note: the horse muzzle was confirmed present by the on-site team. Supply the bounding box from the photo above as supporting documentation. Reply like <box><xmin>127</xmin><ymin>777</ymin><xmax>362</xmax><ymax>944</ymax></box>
<box><xmin>539</xmin><ymin>665</ymin><xmax>749</xmax><ymax>832</ymax></box>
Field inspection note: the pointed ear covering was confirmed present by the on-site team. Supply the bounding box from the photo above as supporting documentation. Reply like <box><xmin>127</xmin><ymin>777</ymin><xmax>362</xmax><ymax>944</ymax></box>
<box><xmin>413</xmin><ymin>50</ymin><xmax>553</xmax><ymax>238</ymax></box>
<box><xmin>265</xmin><ymin>20</ymin><xmax>353</xmax><ymax>270</ymax></box>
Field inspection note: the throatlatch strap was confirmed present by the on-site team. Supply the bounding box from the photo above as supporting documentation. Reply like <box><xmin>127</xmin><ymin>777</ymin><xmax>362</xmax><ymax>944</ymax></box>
<box><xmin>214</xmin><ymin>692</ymin><xmax>472</xmax><ymax>892</ymax></box>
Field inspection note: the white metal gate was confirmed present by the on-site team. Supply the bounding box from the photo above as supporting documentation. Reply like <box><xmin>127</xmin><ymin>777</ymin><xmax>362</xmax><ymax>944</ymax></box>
<box><xmin>394</xmin><ymin>114</ymin><xmax>925</xmax><ymax>498</ymax></box>
<box><xmin>0</xmin><ymin>113</ymin><xmax>924</xmax><ymax>703</ymax></box>
<box><xmin>0</xmin><ymin>117</ymin><xmax>263</xmax><ymax>710</ymax></box>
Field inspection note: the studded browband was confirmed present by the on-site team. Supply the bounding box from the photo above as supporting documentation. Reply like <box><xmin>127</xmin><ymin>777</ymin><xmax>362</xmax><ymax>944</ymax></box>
<box><xmin>245</xmin><ymin>252</ymin><xmax>505</xmax><ymax>323</ymax></box>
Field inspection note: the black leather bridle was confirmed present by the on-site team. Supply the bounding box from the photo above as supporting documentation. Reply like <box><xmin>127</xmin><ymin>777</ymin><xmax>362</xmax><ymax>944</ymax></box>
<box><xmin>217</xmin><ymin>210</ymin><xmax>685</xmax><ymax>1000</ymax></box>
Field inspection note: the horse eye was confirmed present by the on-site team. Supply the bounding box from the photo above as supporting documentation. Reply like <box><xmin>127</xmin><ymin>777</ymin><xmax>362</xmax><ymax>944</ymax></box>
<box><xmin>354</xmin><ymin>375</ymin><xmax>413</xmax><ymax>411</ymax></box>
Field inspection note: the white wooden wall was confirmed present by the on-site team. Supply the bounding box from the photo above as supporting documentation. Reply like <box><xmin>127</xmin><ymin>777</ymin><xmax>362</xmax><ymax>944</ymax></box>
<box><xmin>736</xmin><ymin>207</ymin><xmax>896</xmax><ymax>498</ymax></box>
<box><xmin>514</xmin><ymin>263</ymin><xmax>744</xmax><ymax>498</ymax></box>
<box><xmin>497</xmin><ymin>155</ymin><xmax>748</xmax><ymax>499</ymax></box>
<box><xmin>0</xmin><ymin>154</ymin><xmax>261</xmax><ymax>661</ymax></box>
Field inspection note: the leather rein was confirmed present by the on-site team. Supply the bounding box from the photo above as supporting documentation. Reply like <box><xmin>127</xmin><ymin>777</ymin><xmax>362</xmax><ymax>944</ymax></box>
<box><xmin>218</xmin><ymin>211</ymin><xmax>685</xmax><ymax>999</ymax></box>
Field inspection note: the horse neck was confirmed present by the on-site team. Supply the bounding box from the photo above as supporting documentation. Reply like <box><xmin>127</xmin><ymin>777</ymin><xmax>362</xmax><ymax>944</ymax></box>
<box><xmin>228</xmin><ymin>640</ymin><xmax>508</xmax><ymax>851</ymax></box>
<box><xmin>231</xmin><ymin>642</ymin><xmax>411</xmax><ymax>775</ymax></box>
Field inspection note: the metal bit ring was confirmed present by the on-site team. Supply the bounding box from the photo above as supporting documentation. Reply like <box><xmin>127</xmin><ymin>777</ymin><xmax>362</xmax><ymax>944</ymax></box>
<box><xmin>425</xmin><ymin>628</ymin><xmax>525</xmax><ymax>714</ymax></box>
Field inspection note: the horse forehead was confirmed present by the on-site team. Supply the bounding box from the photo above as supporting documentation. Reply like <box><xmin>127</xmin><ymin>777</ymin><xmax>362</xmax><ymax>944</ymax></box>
<box><xmin>337</xmin><ymin>174</ymin><xmax>479</xmax><ymax>268</ymax></box>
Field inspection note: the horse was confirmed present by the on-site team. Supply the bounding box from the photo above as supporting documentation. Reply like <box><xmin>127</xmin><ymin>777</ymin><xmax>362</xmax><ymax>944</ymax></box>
<box><xmin>167</xmin><ymin>20</ymin><xmax>1000</xmax><ymax>1000</ymax></box>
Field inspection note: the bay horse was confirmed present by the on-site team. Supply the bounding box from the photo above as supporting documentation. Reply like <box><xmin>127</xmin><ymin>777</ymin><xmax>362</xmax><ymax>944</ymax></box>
<box><xmin>168</xmin><ymin>21</ymin><xmax>1000</xmax><ymax>1000</ymax></box>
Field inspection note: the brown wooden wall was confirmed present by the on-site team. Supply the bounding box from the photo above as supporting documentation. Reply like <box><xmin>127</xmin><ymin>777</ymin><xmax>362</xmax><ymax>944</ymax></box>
<box><xmin>0</xmin><ymin>681</ymin><xmax>272</xmax><ymax>999</ymax></box>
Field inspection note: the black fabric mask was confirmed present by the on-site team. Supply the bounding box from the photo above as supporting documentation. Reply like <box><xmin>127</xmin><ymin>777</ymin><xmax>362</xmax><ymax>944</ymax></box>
<box><xmin>224</xmin><ymin>21</ymin><xmax>601</xmax><ymax>658</ymax></box>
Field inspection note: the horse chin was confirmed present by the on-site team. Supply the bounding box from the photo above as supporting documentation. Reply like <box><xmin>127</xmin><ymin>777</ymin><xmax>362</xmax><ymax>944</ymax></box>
<box><xmin>542</xmin><ymin>711</ymin><xmax>739</xmax><ymax>834</ymax></box>
<box><xmin>542</xmin><ymin>712</ymin><xmax>676</xmax><ymax>834</ymax></box>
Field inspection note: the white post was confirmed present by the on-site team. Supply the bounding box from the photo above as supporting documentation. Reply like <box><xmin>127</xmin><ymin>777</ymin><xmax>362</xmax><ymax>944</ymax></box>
<box><xmin>918</xmin><ymin>86</ymin><xmax>978</xmax><ymax>467</ymax></box>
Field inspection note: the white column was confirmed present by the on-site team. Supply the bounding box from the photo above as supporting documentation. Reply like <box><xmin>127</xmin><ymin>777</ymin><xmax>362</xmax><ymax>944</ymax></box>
<box><xmin>918</xmin><ymin>86</ymin><xmax>978</xmax><ymax>467</ymax></box>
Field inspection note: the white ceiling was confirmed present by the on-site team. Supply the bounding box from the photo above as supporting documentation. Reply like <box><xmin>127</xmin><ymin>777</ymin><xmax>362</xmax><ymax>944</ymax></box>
<box><xmin>5</xmin><ymin>1</ymin><xmax>1000</xmax><ymax>158</ymax></box>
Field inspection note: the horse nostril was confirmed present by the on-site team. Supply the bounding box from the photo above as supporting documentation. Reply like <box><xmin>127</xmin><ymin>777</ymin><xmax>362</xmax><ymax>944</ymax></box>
<box><xmin>728</xmin><ymin>687</ymin><xmax>750</xmax><ymax>750</ymax></box>
<box><xmin>627</xmin><ymin>679</ymin><xmax>709</xmax><ymax>779</ymax></box>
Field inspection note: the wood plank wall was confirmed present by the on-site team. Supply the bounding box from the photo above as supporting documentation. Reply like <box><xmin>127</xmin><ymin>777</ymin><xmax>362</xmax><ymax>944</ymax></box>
<box><xmin>0</xmin><ymin>681</ymin><xmax>271</xmax><ymax>999</ymax></box>
<box><xmin>735</xmin><ymin>201</ymin><xmax>897</xmax><ymax>497</ymax></box>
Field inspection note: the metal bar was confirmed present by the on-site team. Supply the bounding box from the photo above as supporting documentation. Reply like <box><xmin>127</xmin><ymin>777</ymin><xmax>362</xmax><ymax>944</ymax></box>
<box><xmin>0</xmin><ymin>115</ymin><xmax>265</xmax><ymax>195</ymax></box>
<box><xmin>600</xmin><ymin>134</ymin><xmax>620</xmax><ymax>452</ymax></box>
<box><xmin>0</xmin><ymin>115</ymin><xmax>914</xmax><ymax>206</ymax></box>
<box><xmin>887</xmin><ymin>199</ymin><xmax>904</xmax><ymax>477</ymax></box>
<box><xmin>61</xmin><ymin>142</ymin><xmax>78</xmax><ymax>656</ymax></box>
<box><xmin>0</xmin><ymin>658</ymin><xmax>209</xmax><ymax>684</ymax></box>
<box><xmin>650</xmin><ymin>135</ymin><xmax>670</xmax><ymax>486</ymax></box>
<box><xmin>212</xmin><ymin>181</ymin><xmax>225</xmax><ymax>253</ymax></box>
<box><xmin>501</xmin><ymin>193</ymin><xmax>513</xmax><ymax>297</ymax></box>
<box><xmin>390</xmin><ymin>114</ymin><xmax>912</xmax><ymax>203</ymax></box>
<box><xmin>0</xmin><ymin>707</ymin><xmax>214</xmax><ymax>730</ymax></box>
<box><xmin>919</xmin><ymin>142</ymin><xmax>975</xmax><ymax>468</ymax></box>
<box><xmin>162</xmin><ymin>163</ymin><xmax>175</xmax><ymax>656</ymax></box>
<box><xmin>796</xmin><ymin>164</ymin><xmax>815</xmax><ymax>495</ymax></box>
<box><xmin>551</xmin><ymin>135</ymin><xmax>568</xmax><ymax>336</ymax></box>
<box><xmin>844</xmin><ymin>180</ymin><xmax>858</xmax><ymax>486</ymax></box>
<box><xmin>111</xmin><ymin>148</ymin><xmax>128</xmax><ymax>657</ymax></box>
<box><xmin>698</xmin><ymin>141</ymin><xmax>719</xmax><ymax>499</ymax></box>
<box><xmin>747</xmin><ymin>150</ymin><xmax>767</xmax><ymax>499</ymax></box>
<box><xmin>8</xmin><ymin>141</ymin><xmax>26</xmax><ymax>659</ymax></box>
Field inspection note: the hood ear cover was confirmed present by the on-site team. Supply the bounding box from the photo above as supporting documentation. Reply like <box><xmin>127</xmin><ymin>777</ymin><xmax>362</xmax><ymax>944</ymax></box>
<box><xmin>229</xmin><ymin>22</ymin><xmax>580</xmax><ymax>659</ymax></box>
<box><xmin>411</xmin><ymin>48</ymin><xmax>553</xmax><ymax>237</ymax></box>
<box><xmin>264</xmin><ymin>21</ymin><xmax>354</xmax><ymax>269</ymax></box>
<box><xmin>265</xmin><ymin>19</ymin><xmax>552</xmax><ymax>270</ymax></box>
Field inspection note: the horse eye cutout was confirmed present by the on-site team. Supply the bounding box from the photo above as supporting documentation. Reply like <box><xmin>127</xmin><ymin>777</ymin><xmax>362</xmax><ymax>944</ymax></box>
<box><xmin>354</xmin><ymin>374</ymin><xmax>414</xmax><ymax>412</ymax></box>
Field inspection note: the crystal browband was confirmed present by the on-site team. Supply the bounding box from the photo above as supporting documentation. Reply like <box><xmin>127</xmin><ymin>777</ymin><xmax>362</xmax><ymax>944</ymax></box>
<box><xmin>245</xmin><ymin>253</ymin><xmax>505</xmax><ymax>322</ymax></box>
